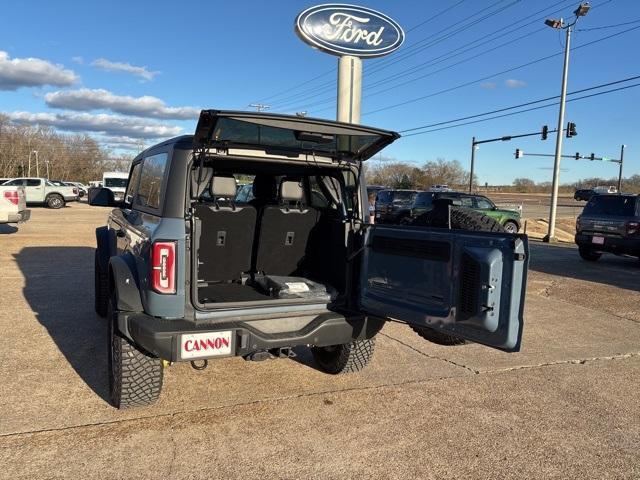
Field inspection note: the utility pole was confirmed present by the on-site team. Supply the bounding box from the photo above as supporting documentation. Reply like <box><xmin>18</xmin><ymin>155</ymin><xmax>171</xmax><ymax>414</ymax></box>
<box><xmin>469</xmin><ymin>137</ymin><xmax>476</xmax><ymax>193</ymax></box>
<box><xmin>543</xmin><ymin>2</ymin><xmax>590</xmax><ymax>243</ymax></box>
<box><xmin>617</xmin><ymin>144</ymin><xmax>625</xmax><ymax>192</ymax></box>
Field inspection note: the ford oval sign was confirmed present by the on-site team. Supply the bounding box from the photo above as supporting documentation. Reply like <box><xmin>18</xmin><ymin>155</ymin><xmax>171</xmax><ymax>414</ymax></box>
<box><xmin>295</xmin><ymin>4</ymin><xmax>405</xmax><ymax>58</ymax></box>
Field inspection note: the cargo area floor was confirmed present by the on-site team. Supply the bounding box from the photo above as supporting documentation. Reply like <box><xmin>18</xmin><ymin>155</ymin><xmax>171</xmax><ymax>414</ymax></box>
<box><xmin>197</xmin><ymin>283</ymin><xmax>271</xmax><ymax>303</ymax></box>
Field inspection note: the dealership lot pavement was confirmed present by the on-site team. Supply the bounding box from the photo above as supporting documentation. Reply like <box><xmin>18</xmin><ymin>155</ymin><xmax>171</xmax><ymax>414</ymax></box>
<box><xmin>1</xmin><ymin>203</ymin><xmax>638</xmax><ymax>479</ymax></box>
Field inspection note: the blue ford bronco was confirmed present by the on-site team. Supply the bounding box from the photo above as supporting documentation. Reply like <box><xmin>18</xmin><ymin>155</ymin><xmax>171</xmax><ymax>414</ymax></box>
<box><xmin>90</xmin><ymin>110</ymin><xmax>528</xmax><ymax>408</ymax></box>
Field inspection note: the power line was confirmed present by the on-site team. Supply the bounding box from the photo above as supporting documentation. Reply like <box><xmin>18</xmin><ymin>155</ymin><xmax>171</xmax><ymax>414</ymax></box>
<box><xmin>405</xmin><ymin>0</ymin><xmax>469</xmax><ymax>33</ymax></box>
<box><xmin>364</xmin><ymin>0</ymin><xmax>574</xmax><ymax>91</ymax></box>
<box><xmin>276</xmin><ymin>0</ymin><xmax>617</xmax><ymax>113</ymax></box>
<box><xmin>402</xmin><ymin>81</ymin><xmax>640</xmax><ymax>137</ymax></box>
<box><xmin>578</xmin><ymin>18</ymin><xmax>640</xmax><ymax>31</ymax></box>
<box><xmin>277</xmin><ymin>0</ymin><xmax>583</xmax><ymax>112</ymax></box>
<box><xmin>367</xmin><ymin>0</ymin><xmax>521</xmax><ymax>75</ymax></box>
<box><xmin>363</xmin><ymin>24</ymin><xmax>640</xmax><ymax>116</ymax></box>
<box><xmin>399</xmin><ymin>75</ymin><xmax>640</xmax><ymax>133</ymax></box>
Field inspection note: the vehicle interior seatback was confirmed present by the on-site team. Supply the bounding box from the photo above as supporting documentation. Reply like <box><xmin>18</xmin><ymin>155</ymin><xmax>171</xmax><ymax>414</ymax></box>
<box><xmin>254</xmin><ymin>178</ymin><xmax>319</xmax><ymax>276</ymax></box>
<box><xmin>194</xmin><ymin>174</ymin><xmax>256</xmax><ymax>283</ymax></box>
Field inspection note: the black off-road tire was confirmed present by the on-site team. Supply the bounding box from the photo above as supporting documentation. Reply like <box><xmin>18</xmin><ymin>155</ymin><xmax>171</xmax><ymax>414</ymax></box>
<box><xmin>578</xmin><ymin>245</ymin><xmax>602</xmax><ymax>262</ymax></box>
<box><xmin>311</xmin><ymin>338</ymin><xmax>375</xmax><ymax>374</ymax></box>
<box><xmin>108</xmin><ymin>297</ymin><xmax>163</xmax><ymax>409</ymax></box>
<box><xmin>410</xmin><ymin>208</ymin><xmax>507</xmax><ymax>345</ymax></box>
<box><xmin>94</xmin><ymin>250</ymin><xmax>109</xmax><ymax>317</ymax></box>
<box><xmin>46</xmin><ymin>193</ymin><xmax>65</xmax><ymax>209</ymax></box>
<box><xmin>450</xmin><ymin>208</ymin><xmax>507</xmax><ymax>232</ymax></box>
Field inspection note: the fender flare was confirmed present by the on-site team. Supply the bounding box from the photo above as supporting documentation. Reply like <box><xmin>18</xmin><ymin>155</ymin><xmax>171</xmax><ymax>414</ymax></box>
<box><xmin>109</xmin><ymin>254</ymin><xmax>144</xmax><ymax>312</ymax></box>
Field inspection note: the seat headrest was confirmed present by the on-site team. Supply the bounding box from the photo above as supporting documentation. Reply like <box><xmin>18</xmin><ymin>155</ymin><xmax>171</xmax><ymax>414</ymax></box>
<box><xmin>191</xmin><ymin>167</ymin><xmax>214</xmax><ymax>198</ymax></box>
<box><xmin>279</xmin><ymin>179</ymin><xmax>304</xmax><ymax>202</ymax></box>
<box><xmin>210</xmin><ymin>175</ymin><xmax>237</xmax><ymax>198</ymax></box>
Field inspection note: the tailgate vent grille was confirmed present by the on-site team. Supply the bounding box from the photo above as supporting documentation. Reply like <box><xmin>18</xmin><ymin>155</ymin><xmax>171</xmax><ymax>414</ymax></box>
<box><xmin>458</xmin><ymin>253</ymin><xmax>480</xmax><ymax>320</ymax></box>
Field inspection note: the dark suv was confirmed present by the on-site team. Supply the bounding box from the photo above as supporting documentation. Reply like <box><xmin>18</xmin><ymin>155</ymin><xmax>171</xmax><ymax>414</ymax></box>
<box><xmin>374</xmin><ymin>189</ymin><xmax>419</xmax><ymax>223</ymax></box>
<box><xmin>574</xmin><ymin>188</ymin><xmax>594</xmax><ymax>201</ymax></box>
<box><xmin>575</xmin><ymin>194</ymin><xmax>640</xmax><ymax>261</ymax></box>
<box><xmin>406</xmin><ymin>191</ymin><xmax>521</xmax><ymax>233</ymax></box>
<box><xmin>89</xmin><ymin>110</ymin><xmax>528</xmax><ymax>408</ymax></box>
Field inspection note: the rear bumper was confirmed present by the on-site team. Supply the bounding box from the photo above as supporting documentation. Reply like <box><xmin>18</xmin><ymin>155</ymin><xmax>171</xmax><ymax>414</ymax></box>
<box><xmin>575</xmin><ymin>233</ymin><xmax>640</xmax><ymax>256</ymax></box>
<box><xmin>7</xmin><ymin>209</ymin><xmax>30</xmax><ymax>223</ymax></box>
<box><xmin>122</xmin><ymin>312</ymin><xmax>384</xmax><ymax>362</ymax></box>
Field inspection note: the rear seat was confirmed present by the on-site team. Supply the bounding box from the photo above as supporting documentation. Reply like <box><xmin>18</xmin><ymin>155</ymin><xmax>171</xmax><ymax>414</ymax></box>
<box><xmin>254</xmin><ymin>178</ymin><xmax>319</xmax><ymax>276</ymax></box>
<box><xmin>194</xmin><ymin>174</ymin><xmax>256</xmax><ymax>283</ymax></box>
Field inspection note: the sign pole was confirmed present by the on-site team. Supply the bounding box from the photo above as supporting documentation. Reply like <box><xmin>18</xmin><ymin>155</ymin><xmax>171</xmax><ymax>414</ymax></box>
<box><xmin>617</xmin><ymin>144</ymin><xmax>625</xmax><ymax>192</ymax></box>
<box><xmin>337</xmin><ymin>55</ymin><xmax>362</xmax><ymax>124</ymax></box>
<box><xmin>469</xmin><ymin>137</ymin><xmax>476</xmax><ymax>193</ymax></box>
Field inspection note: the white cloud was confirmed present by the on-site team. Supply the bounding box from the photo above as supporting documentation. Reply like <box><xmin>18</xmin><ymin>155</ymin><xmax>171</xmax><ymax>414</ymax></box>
<box><xmin>505</xmin><ymin>78</ymin><xmax>526</xmax><ymax>88</ymax></box>
<box><xmin>96</xmin><ymin>135</ymin><xmax>147</xmax><ymax>151</ymax></box>
<box><xmin>91</xmin><ymin>58</ymin><xmax>159</xmax><ymax>81</ymax></box>
<box><xmin>44</xmin><ymin>88</ymin><xmax>199</xmax><ymax>120</ymax></box>
<box><xmin>0</xmin><ymin>51</ymin><xmax>78</xmax><ymax>90</ymax></box>
<box><xmin>4</xmin><ymin>111</ymin><xmax>182</xmax><ymax>139</ymax></box>
<box><xmin>71</xmin><ymin>56</ymin><xmax>84</xmax><ymax>64</ymax></box>
<box><xmin>480</xmin><ymin>81</ymin><xmax>497</xmax><ymax>89</ymax></box>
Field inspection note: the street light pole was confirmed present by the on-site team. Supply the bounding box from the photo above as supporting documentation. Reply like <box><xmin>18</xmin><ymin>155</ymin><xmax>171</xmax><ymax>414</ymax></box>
<box><xmin>543</xmin><ymin>2</ymin><xmax>590</xmax><ymax>242</ymax></box>
<box><xmin>544</xmin><ymin>25</ymin><xmax>571</xmax><ymax>242</ymax></box>
<box><xmin>617</xmin><ymin>144</ymin><xmax>625</xmax><ymax>192</ymax></box>
<box><xmin>469</xmin><ymin>136</ymin><xmax>476</xmax><ymax>193</ymax></box>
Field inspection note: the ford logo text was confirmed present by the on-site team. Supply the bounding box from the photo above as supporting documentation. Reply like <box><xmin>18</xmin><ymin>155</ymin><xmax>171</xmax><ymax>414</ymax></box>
<box><xmin>295</xmin><ymin>4</ymin><xmax>405</xmax><ymax>58</ymax></box>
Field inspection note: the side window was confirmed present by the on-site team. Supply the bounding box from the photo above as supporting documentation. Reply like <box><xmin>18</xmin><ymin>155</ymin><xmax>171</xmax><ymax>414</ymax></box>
<box><xmin>475</xmin><ymin>197</ymin><xmax>493</xmax><ymax>209</ymax></box>
<box><xmin>377</xmin><ymin>191</ymin><xmax>389</xmax><ymax>203</ymax></box>
<box><xmin>125</xmin><ymin>163</ymin><xmax>142</xmax><ymax>205</ymax></box>
<box><xmin>26</xmin><ymin>179</ymin><xmax>41</xmax><ymax>187</ymax></box>
<box><xmin>459</xmin><ymin>196</ymin><xmax>474</xmax><ymax>207</ymax></box>
<box><xmin>5</xmin><ymin>179</ymin><xmax>24</xmax><ymax>186</ymax></box>
<box><xmin>135</xmin><ymin>153</ymin><xmax>168</xmax><ymax>211</ymax></box>
<box><xmin>414</xmin><ymin>193</ymin><xmax>433</xmax><ymax>207</ymax></box>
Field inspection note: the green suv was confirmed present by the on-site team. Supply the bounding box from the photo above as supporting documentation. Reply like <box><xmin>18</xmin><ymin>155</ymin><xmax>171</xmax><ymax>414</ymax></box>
<box><xmin>405</xmin><ymin>191</ymin><xmax>521</xmax><ymax>233</ymax></box>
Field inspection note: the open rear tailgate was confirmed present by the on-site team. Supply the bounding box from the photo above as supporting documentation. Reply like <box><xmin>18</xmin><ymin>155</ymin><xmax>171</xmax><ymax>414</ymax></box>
<box><xmin>193</xmin><ymin>109</ymin><xmax>399</xmax><ymax>162</ymax></box>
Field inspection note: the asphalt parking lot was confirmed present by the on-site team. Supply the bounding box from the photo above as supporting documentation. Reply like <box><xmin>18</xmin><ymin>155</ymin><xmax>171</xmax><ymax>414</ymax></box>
<box><xmin>1</xmin><ymin>202</ymin><xmax>638</xmax><ymax>479</ymax></box>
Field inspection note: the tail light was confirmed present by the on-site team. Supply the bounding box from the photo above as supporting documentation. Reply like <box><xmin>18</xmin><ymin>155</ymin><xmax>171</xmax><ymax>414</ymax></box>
<box><xmin>151</xmin><ymin>241</ymin><xmax>176</xmax><ymax>294</ymax></box>
<box><xmin>575</xmin><ymin>215</ymin><xmax>581</xmax><ymax>231</ymax></box>
<box><xmin>3</xmin><ymin>190</ymin><xmax>19</xmax><ymax>205</ymax></box>
<box><xmin>627</xmin><ymin>221</ymin><xmax>639</xmax><ymax>235</ymax></box>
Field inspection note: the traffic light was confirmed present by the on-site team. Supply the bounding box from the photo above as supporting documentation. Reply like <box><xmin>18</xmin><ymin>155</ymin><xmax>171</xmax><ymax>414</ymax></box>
<box><xmin>515</xmin><ymin>149</ymin><xmax>523</xmax><ymax>159</ymax></box>
<box><xmin>575</xmin><ymin>152</ymin><xmax>580</xmax><ymax>160</ymax></box>
<box><xmin>541</xmin><ymin>125</ymin><xmax>548</xmax><ymax>140</ymax></box>
<box><xmin>590</xmin><ymin>153</ymin><xmax>595</xmax><ymax>161</ymax></box>
<box><xmin>566</xmin><ymin>122</ymin><xmax>577</xmax><ymax>138</ymax></box>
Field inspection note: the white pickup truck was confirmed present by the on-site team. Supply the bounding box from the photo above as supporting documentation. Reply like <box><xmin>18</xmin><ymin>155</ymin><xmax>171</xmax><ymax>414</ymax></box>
<box><xmin>0</xmin><ymin>185</ymin><xmax>30</xmax><ymax>224</ymax></box>
<box><xmin>0</xmin><ymin>177</ymin><xmax>78</xmax><ymax>208</ymax></box>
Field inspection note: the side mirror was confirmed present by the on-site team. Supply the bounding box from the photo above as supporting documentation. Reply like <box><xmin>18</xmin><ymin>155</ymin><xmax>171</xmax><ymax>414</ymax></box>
<box><xmin>88</xmin><ymin>187</ymin><xmax>119</xmax><ymax>207</ymax></box>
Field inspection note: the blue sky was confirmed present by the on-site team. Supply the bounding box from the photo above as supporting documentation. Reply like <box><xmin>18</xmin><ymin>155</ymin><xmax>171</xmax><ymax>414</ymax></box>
<box><xmin>0</xmin><ymin>0</ymin><xmax>638</xmax><ymax>185</ymax></box>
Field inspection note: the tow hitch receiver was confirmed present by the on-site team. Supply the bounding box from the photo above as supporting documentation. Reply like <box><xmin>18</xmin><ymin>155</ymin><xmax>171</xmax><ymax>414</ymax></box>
<box><xmin>244</xmin><ymin>347</ymin><xmax>297</xmax><ymax>362</ymax></box>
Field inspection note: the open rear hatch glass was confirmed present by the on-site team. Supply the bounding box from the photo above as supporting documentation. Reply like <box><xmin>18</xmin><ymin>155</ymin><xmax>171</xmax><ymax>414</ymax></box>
<box><xmin>193</xmin><ymin>109</ymin><xmax>400</xmax><ymax>161</ymax></box>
